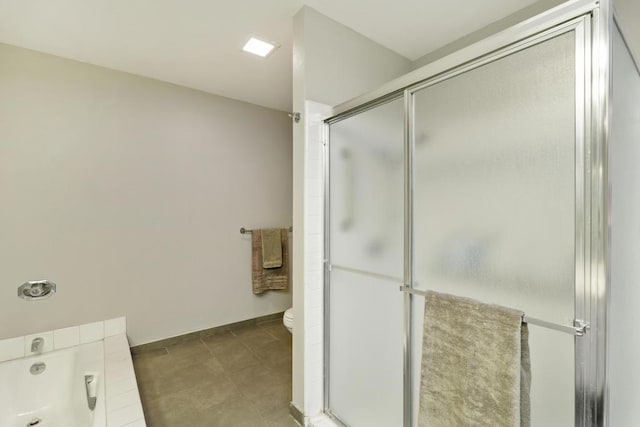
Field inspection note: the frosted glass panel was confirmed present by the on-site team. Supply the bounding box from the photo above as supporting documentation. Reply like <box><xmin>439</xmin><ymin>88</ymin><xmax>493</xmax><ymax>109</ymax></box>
<box><xmin>329</xmin><ymin>269</ymin><xmax>403</xmax><ymax>425</ymax></box>
<box><xmin>609</xmin><ymin>25</ymin><xmax>640</xmax><ymax>426</ymax></box>
<box><xmin>412</xmin><ymin>32</ymin><xmax>576</xmax><ymax>426</ymax></box>
<box><xmin>413</xmin><ymin>32</ymin><xmax>575</xmax><ymax>320</ymax></box>
<box><xmin>329</xmin><ymin>98</ymin><xmax>404</xmax><ymax>279</ymax></box>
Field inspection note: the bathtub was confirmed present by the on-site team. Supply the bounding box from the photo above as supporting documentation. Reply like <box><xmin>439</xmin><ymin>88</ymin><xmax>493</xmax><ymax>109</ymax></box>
<box><xmin>0</xmin><ymin>340</ymin><xmax>106</xmax><ymax>427</ymax></box>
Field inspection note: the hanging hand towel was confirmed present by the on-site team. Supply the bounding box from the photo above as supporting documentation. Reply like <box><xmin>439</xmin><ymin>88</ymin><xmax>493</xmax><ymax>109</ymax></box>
<box><xmin>419</xmin><ymin>291</ymin><xmax>531</xmax><ymax>427</ymax></box>
<box><xmin>251</xmin><ymin>229</ymin><xmax>289</xmax><ymax>294</ymax></box>
<box><xmin>261</xmin><ymin>228</ymin><xmax>283</xmax><ymax>268</ymax></box>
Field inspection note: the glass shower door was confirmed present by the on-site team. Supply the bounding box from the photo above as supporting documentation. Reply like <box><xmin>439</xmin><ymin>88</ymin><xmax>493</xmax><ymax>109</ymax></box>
<box><xmin>411</xmin><ymin>31</ymin><xmax>578</xmax><ymax>426</ymax></box>
<box><xmin>327</xmin><ymin>98</ymin><xmax>405</xmax><ymax>426</ymax></box>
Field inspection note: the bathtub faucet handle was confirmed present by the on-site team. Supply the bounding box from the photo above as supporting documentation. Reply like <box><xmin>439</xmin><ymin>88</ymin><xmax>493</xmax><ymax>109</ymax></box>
<box><xmin>31</xmin><ymin>337</ymin><xmax>44</xmax><ymax>353</ymax></box>
<box><xmin>85</xmin><ymin>374</ymin><xmax>98</xmax><ymax>410</ymax></box>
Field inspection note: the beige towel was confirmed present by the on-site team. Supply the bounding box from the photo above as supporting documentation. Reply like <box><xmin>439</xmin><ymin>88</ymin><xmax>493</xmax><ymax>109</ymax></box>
<box><xmin>251</xmin><ymin>229</ymin><xmax>289</xmax><ymax>294</ymax></box>
<box><xmin>419</xmin><ymin>291</ymin><xmax>530</xmax><ymax>427</ymax></box>
<box><xmin>261</xmin><ymin>228</ymin><xmax>283</xmax><ymax>268</ymax></box>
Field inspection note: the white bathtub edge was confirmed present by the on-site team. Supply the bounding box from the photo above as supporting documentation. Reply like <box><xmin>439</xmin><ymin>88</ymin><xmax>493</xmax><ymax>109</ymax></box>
<box><xmin>104</xmin><ymin>334</ymin><xmax>146</xmax><ymax>427</ymax></box>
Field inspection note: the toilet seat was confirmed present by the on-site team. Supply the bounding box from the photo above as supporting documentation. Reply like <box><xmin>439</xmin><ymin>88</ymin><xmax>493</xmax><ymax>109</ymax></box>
<box><xmin>283</xmin><ymin>308</ymin><xmax>293</xmax><ymax>333</ymax></box>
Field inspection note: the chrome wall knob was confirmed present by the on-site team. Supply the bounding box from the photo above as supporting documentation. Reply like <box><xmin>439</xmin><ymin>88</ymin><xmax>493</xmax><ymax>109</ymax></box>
<box><xmin>18</xmin><ymin>280</ymin><xmax>56</xmax><ymax>301</ymax></box>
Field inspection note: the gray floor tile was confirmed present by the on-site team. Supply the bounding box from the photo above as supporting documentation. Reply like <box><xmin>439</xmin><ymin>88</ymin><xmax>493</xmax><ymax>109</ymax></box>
<box><xmin>259</xmin><ymin>321</ymin><xmax>292</xmax><ymax>343</ymax></box>
<box><xmin>232</xmin><ymin>326</ymin><xmax>278</xmax><ymax>351</ymax></box>
<box><xmin>264</xmin><ymin>411</ymin><xmax>301</xmax><ymax>427</ymax></box>
<box><xmin>200</xmin><ymin>394</ymin><xmax>264</xmax><ymax>427</ymax></box>
<box><xmin>134</xmin><ymin>321</ymin><xmax>293</xmax><ymax>426</ymax></box>
<box><xmin>252</xmin><ymin>340</ymin><xmax>293</xmax><ymax>368</ymax></box>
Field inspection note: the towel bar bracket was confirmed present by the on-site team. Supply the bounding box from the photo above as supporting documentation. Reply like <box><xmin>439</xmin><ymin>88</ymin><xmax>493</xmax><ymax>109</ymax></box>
<box><xmin>574</xmin><ymin>319</ymin><xmax>590</xmax><ymax>336</ymax></box>
<box><xmin>399</xmin><ymin>286</ymin><xmax>588</xmax><ymax>337</ymax></box>
<box><xmin>240</xmin><ymin>226</ymin><xmax>292</xmax><ymax>234</ymax></box>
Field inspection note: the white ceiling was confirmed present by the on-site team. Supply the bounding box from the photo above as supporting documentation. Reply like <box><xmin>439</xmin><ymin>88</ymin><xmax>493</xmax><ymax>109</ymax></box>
<box><xmin>0</xmin><ymin>0</ymin><xmax>547</xmax><ymax>112</ymax></box>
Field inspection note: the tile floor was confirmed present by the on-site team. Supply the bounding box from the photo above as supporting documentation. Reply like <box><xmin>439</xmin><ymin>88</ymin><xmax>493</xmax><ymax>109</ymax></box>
<box><xmin>132</xmin><ymin>318</ymin><xmax>299</xmax><ymax>427</ymax></box>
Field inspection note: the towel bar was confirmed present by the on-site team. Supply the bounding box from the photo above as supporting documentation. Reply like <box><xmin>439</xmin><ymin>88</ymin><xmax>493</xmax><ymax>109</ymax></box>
<box><xmin>399</xmin><ymin>286</ymin><xmax>588</xmax><ymax>336</ymax></box>
<box><xmin>240</xmin><ymin>226</ymin><xmax>293</xmax><ymax>234</ymax></box>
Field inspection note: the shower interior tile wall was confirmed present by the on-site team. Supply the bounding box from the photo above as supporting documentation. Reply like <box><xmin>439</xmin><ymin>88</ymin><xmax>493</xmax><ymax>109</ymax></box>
<box><xmin>304</xmin><ymin>100</ymin><xmax>330</xmax><ymax>417</ymax></box>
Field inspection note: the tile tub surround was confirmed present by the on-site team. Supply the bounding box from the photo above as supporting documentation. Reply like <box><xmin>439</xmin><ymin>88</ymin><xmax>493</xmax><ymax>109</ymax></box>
<box><xmin>132</xmin><ymin>317</ymin><xmax>297</xmax><ymax>427</ymax></box>
<box><xmin>0</xmin><ymin>317</ymin><xmax>123</xmax><ymax>362</ymax></box>
<box><xmin>0</xmin><ymin>317</ymin><xmax>146</xmax><ymax>427</ymax></box>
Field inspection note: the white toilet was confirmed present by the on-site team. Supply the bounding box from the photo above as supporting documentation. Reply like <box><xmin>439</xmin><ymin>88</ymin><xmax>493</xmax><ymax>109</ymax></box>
<box><xmin>283</xmin><ymin>307</ymin><xmax>294</xmax><ymax>333</ymax></box>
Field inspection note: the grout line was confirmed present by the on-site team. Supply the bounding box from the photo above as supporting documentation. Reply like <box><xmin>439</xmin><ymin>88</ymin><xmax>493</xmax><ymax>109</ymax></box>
<box><xmin>200</xmin><ymin>331</ymin><xmax>238</xmax><ymax>354</ymax></box>
<box><xmin>200</xmin><ymin>337</ymin><xmax>213</xmax><ymax>353</ymax></box>
<box><xmin>199</xmin><ymin>336</ymin><xmax>214</xmax><ymax>356</ymax></box>
<box><xmin>256</xmin><ymin>317</ymin><xmax>283</xmax><ymax>326</ymax></box>
<box><xmin>262</xmin><ymin>328</ymin><xmax>280</xmax><ymax>341</ymax></box>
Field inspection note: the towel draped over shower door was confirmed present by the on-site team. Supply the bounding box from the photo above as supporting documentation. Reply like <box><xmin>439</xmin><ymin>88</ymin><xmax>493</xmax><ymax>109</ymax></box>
<box><xmin>419</xmin><ymin>290</ymin><xmax>531</xmax><ymax>427</ymax></box>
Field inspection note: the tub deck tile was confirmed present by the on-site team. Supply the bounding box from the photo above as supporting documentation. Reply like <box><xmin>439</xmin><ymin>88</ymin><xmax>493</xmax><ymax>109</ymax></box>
<box><xmin>105</xmin><ymin>333</ymin><xmax>146</xmax><ymax>426</ymax></box>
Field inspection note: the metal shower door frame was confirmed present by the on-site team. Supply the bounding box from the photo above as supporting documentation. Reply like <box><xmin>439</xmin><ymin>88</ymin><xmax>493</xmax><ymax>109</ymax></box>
<box><xmin>321</xmin><ymin>1</ymin><xmax>611</xmax><ymax>425</ymax></box>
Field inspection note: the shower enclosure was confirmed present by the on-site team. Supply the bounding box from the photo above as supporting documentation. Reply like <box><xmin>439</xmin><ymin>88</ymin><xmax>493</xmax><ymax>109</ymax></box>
<box><xmin>321</xmin><ymin>0</ymin><xmax>640</xmax><ymax>425</ymax></box>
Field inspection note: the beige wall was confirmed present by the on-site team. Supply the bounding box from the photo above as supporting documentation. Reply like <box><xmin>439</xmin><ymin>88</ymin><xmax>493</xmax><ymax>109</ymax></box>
<box><xmin>302</xmin><ymin>7</ymin><xmax>412</xmax><ymax>106</ymax></box>
<box><xmin>615</xmin><ymin>0</ymin><xmax>640</xmax><ymax>61</ymax></box>
<box><xmin>291</xmin><ymin>6</ymin><xmax>412</xmax><ymax>416</ymax></box>
<box><xmin>411</xmin><ymin>0</ymin><xmax>566</xmax><ymax>69</ymax></box>
<box><xmin>0</xmin><ymin>43</ymin><xmax>293</xmax><ymax>345</ymax></box>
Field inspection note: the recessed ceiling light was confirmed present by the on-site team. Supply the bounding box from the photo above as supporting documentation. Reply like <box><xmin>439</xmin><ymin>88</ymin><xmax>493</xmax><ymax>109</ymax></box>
<box><xmin>242</xmin><ymin>37</ymin><xmax>278</xmax><ymax>58</ymax></box>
